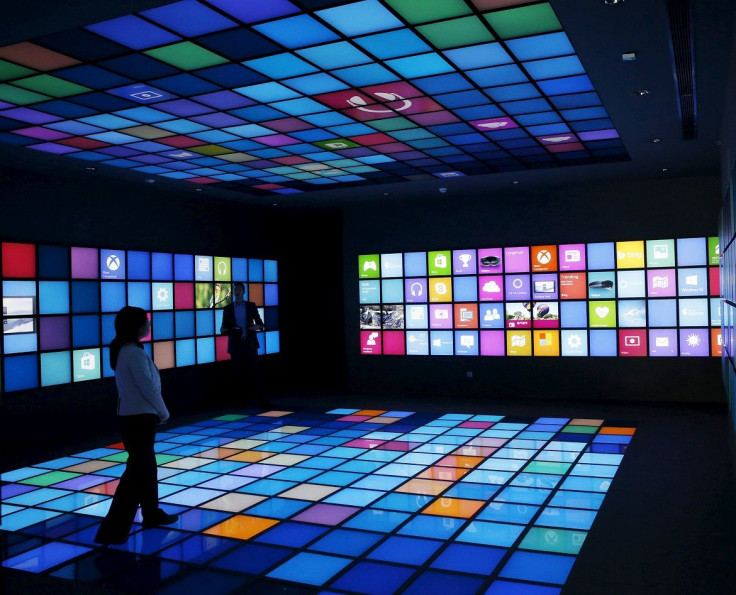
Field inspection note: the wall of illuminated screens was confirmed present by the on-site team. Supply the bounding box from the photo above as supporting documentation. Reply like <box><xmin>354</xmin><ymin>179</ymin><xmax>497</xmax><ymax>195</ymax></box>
<box><xmin>358</xmin><ymin>237</ymin><xmax>721</xmax><ymax>357</ymax></box>
<box><xmin>1</xmin><ymin>241</ymin><xmax>279</xmax><ymax>393</ymax></box>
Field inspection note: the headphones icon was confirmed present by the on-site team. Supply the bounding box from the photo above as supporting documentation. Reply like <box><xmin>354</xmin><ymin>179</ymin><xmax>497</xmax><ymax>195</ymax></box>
<box><xmin>217</xmin><ymin>261</ymin><xmax>227</xmax><ymax>276</ymax></box>
<box><xmin>410</xmin><ymin>282</ymin><xmax>423</xmax><ymax>297</ymax></box>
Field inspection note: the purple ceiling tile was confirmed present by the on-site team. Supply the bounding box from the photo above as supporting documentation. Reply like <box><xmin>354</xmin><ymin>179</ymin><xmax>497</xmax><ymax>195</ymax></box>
<box><xmin>260</xmin><ymin>117</ymin><xmax>314</xmax><ymax>133</ymax></box>
<box><xmin>28</xmin><ymin>142</ymin><xmax>79</xmax><ymax>154</ymax></box>
<box><xmin>409</xmin><ymin>111</ymin><xmax>460</xmax><ymax>126</ymax></box>
<box><xmin>14</xmin><ymin>126</ymin><xmax>70</xmax><ymax>140</ymax></box>
<box><xmin>191</xmin><ymin>112</ymin><xmax>246</xmax><ymax>127</ymax></box>
<box><xmin>336</xmin><ymin>147</ymin><xmax>376</xmax><ymax>158</ymax></box>
<box><xmin>252</xmin><ymin>134</ymin><xmax>299</xmax><ymax>147</ymax></box>
<box><xmin>292</xmin><ymin>503</ymin><xmax>360</xmax><ymax>525</ymax></box>
<box><xmin>578</xmin><ymin>129</ymin><xmax>620</xmax><ymax>141</ymax></box>
<box><xmin>194</xmin><ymin>90</ymin><xmax>256</xmax><ymax>110</ymax></box>
<box><xmin>0</xmin><ymin>107</ymin><xmax>62</xmax><ymax>124</ymax></box>
<box><xmin>157</xmin><ymin>99</ymin><xmax>213</xmax><ymax>116</ymax></box>
<box><xmin>98</xmin><ymin>146</ymin><xmax>143</xmax><ymax>157</ymax></box>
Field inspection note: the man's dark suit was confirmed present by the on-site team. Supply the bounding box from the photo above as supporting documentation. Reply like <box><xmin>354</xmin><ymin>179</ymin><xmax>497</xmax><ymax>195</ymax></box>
<box><xmin>220</xmin><ymin>300</ymin><xmax>265</xmax><ymax>404</ymax></box>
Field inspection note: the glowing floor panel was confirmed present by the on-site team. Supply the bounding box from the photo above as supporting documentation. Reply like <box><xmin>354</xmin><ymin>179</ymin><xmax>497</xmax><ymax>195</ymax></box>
<box><xmin>1</xmin><ymin>409</ymin><xmax>634</xmax><ymax>593</ymax></box>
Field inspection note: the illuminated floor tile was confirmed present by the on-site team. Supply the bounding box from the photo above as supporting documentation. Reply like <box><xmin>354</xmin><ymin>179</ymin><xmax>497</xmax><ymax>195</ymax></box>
<box><xmin>203</xmin><ymin>514</ymin><xmax>278</xmax><ymax>540</ymax></box>
<box><xmin>267</xmin><ymin>551</ymin><xmax>351</xmax><ymax>586</ymax></box>
<box><xmin>2</xmin><ymin>542</ymin><xmax>91</xmax><ymax>572</ymax></box>
<box><xmin>1</xmin><ymin>407</ymin><xmax>634</xmax><ymax>594</ymax></box>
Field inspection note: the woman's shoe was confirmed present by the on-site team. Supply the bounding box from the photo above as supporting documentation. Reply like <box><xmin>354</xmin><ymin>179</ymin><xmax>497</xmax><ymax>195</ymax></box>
<box><xmin>142</xmin><ymin>509</ymin><xmax>179</xmax><ymax>528</ymax></box>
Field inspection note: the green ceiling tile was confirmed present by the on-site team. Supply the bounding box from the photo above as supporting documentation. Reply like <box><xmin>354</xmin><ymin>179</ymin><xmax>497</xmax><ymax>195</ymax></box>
<box><xmin>367</xmin><ymin>117</ymin><xmax>418</xmax><ymax>131</ymax></box>
<box><xmin>19</xmin><ymin>470</ymin><xmax>80</xmax><ymax>486</ymax></box>
<box><xmin>561</xmin><ymin>425</ymin><xmax>597</xmax><ymax>434</ymax></box>
<box><xmin>145</xmin><ymin>42</ymin><xmax>228</xmax><ymax>70</ymax></box>
<box><xmin>119</xmin><ymin>125</ymin><xmax>175</xmax><ymax>139</ymax></box>
<box><xmin>13</xmin><ymin>74</ymin><xmax>90</xmax><ymax>97</ymax></box>
<box><xmin>0</xmin><ymin>83</ymin><xmax>49</xmax><ymax>105</ymax></box>
<box><xmin>288</xmin><ymin>172</ymin><xmax>319</xmax><ymax>180</ymax></box>
<box><xmin>189</xmin><ymin>144</ymin><xmax>234</xmax><ymax>156</ymax></box>
<box><xmin>523</xmin><ymin>460</ymin><xmax>571</xmax><ymax>475</ymax></box>
<box><xmin>418</xmin><ymin>16</ymin><xmax>495</xmax><ymax>49</ymax></box>
<box><xmin>385</xmin><ymin>0</ymin><xmax>472</xmax><ymax>24</ymax></box>
<box><xmin>0</xmin><ymin>59</ymin><xmax>36</xmax><ymax>81</ymax></box>
<box><xmin>484</xmin><ymin>3</ymin><xmax>562</xmax><ymax>39</ymax></box>
<box><xmin>155</xmin><ymin>454</ymin><xmax>181</xmax><ymax>465</ymax></box>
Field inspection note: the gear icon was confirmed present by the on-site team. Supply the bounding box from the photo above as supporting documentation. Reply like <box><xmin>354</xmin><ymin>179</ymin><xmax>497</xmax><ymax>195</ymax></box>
<box><xmin>156</xmin><ymin>287</ymin><xmax>169</xmax><ymax>302</ymax></box>
<box><xmin>567</xmin><ymin>334</ymin><xmax>582</xmax><ymax>348</ymax></box>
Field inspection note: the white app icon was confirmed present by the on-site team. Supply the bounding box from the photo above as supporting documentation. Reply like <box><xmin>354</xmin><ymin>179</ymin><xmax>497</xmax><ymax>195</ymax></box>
<box><xmin>410</xmin><ymin>308</ymin><xmax>425</xmax><ymax>320</ymax></box>
<box><xmin>652</xmin><ymin>276</ymin><xmax>669</xmax><ymax>289</ymax></box>
<box><xmin>511</xmin><ymin>335</ymin><xmax>526</xmax><ymax>347</ymax></box>
<box><xmin>536</xmin><ymin>250</ymin><xmax>552</xmax><ymax>264</ymax></box>
<box><xmin>624</xmin><ymin>336</ymin><xmax>640</xmax><ymax>346</ymax></box>
<box><xmin>156</xmin><ymin>287</ymin><xmax>169</xmax><ymax>302</ymax></box>
<box><xmin>434</xmin><ymin>254</ymin><xmax>447</xmax><ymax>269</ymax></box>
<box><xmin>483</xmin><ymin>281</ymin><xmax>501</xmax><ymax>293</ymax></box>
<box><xmin>564</xmin><ymin>250</ymin><xmax>581</xmax><ymax>262</ymax></box>
<box><xmin>435</xmin><ymin>309</ymin><xmax>449</xmax><ymax>320</ymax></box>
<box><xmin>80</xmin><ymin>352</ymin><xmax>96</xmax><ymax>370</ymax></box>
<box><xmin>198</xmin><ymin>257</ymin><xmax>210</xmax><ymax>272</ymax></box>
<box><xmin>460</xmin><ymin>308</ymin><xmax>473</xmax><ymax>321</ymax></box>
<box><xmin>410</xmin><ymin>282</ymin><xmax>423</xmax><ymax>297</ymax></box>
<box><xmin>484</xmin><ymin>308</ymin><xmax>501</xmax><ymax>321</ymax></box>
<box><xmin>366</xmin><ymin>332</ymin><xmax>378</xmax><ymax>346</ymax></box>
<box><xmin>567</xmin><ymin>334</ymin><xmax>582</xmax><ymax>348</ymax></box>
<box><xmin>655</xmin><ymin>337</ymin><xmax>669</xmax><ymax>347</ymax></box>
<box><xmin>653</xmin><ymin>244</ymin><xmax>669</xmax><ymax>259</ymax></box>
<box><xmin>217</xmin><ymin>261</ymin><xmax>227</xmax><ymax>276</ymax></box>
<box><xmin>435</xmin><ymin>282</ymin><xmax>447</xmax><ymax>295</ymax></box>
<box><xmin>685</xmin><ymin>275</ymin><xmax>698</xmax><ymax>286</ymax></box>
<box><xmin>432</xmin><ymin>338</ymin><xmax>442</xmax><ymax>347</ymax></box>
<box><xmin>460</xmin><ymin>335</ymin><xmax>475</xmax><ymax>347</ymax></box>
<box><xmin>106</xmin><ymin>254</ymin><xmax>120</xmax><ymax>271</ymax></box>
<box><xmin>363</xmin><ymin>261</ymin><xmax>377</xmax><ymax>271</ymax></box>
<box><xmin>458</xmin><ymin>253</ymin><xmax>472</xmax><ymax>267</ymax></box>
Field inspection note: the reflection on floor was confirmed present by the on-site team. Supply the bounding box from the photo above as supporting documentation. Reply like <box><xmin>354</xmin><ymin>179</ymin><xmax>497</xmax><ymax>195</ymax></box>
<box><xmin>1</xmin><ymin>408</ymin><xmax>634</xmax><ymax>594</ymax></box>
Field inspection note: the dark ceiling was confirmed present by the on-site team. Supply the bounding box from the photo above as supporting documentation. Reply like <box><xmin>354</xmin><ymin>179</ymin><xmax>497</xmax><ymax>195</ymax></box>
<box><xmin>0</xmin><ymin>0</ymin><xmax>733</xmax><ymax>209</ymax></box>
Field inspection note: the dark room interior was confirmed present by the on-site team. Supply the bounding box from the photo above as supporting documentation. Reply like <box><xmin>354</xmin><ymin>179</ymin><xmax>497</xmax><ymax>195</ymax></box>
<box><xmin>2</xmin><ymin>1</ymin><xmax>736</xmax><ymax>593</ymax></box>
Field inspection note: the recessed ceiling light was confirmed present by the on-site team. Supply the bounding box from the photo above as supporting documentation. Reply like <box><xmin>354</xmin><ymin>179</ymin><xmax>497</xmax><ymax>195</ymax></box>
<box><xmin>650</xmin><ymin>138</ymin><xmax>662</xmax><ymax>143</ymax></box>
<box><xmin>84</xmin><ymin>166</ymin><xmax>96</xmax><ymax>171</ymax></box>
<box><xmin>633</xmin><ymin>89</ymin><xmax>652</xmax><ymax>96</ymax></box>
<box><xmin>195</xmin><ymin>188</ymin><xmax>203</xmax><ymax>192</ymax></box>
<box><xmin>144</xmin><ymin>178</ymin><xmax>155</xmax><ymax>183</ymax></box>
<box><xmin>662</xmin><ymin>168</ymin><xmax>669</xmax><ymax>173</ymax></box>
<box><xmin>438</xmin><ymin>187</ymin><xmax>447</xmax><ymax>194</ymax></box>
<box><xmin>511</xmin><ymin>180</ymin><xmax>520</xmax><ymax>185</ymax></box>
<box><xmin>622</xmin><ymin>52</ymin><xmax>637</xmax><ymax>61</ymax></box>
<box><xmin>604</xmin><ymin>0</ymin><xmax>625</xmax><ymax>5</ymax></box>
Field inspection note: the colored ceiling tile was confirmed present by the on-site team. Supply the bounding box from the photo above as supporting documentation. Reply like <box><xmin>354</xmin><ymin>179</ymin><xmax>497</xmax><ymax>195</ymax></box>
<box><xmin>506</xmin><ymin>32</ymin><xmax>574</xmax><ymax>61</ymax></box>
<box><xmin>207</xmin><ymin>0</ymin><xmax>300</xmax><ymax>23</ymax></box>
<box><xmin>297</xmin><ymin>42</ymin><xmax>371</xmax><ymax>69</ymax></box>
<box><xmin>0</xmin><ymin>42</ymin><xmax>81</xmax><ymax>70</ymax></box>
<box><xmin>386</xmin><ymin>53</ymin><xmax>454</xmax><ymax>78</ymax></box>
<box><xmin>316</xmin><ymin>0</ymin><xmax>404</xmax><ymax>36</ymax></box>
<box><xmin>385</xmin><ymin>0</ymin><xmax>472</xmax><ymax>23</ymax></box>
<box><xmin>141</xmin><ymin>0</ymin><xmax>238</xmax><ymax>36</ymax></box>
<box><xmin>144</xmin><ymin>42</ymin><xmax>229</xmax><ymax>71</ymax></box>
<box><xmin>85</xmin><ymin>15</ymin><xmax>181</xmax><ymax>50</ymax></box>
<box><xmin>284</xmin><ymin>73</ymin><xmax>348</xmax><ymax>95</ymax></box>
<box><xmin>417</xmin><ymin>17</ymin><xmax>495</xmax><ymax>49</ymax></box>
<box><xmin>0</xmin><ymin>84</ymin><xmax>49</xmax><ymax>105</ymax></box>
<box><xmin>254</xmin><ymin>15</ymin><xmax>339</xmax><ymax>49</ymax></box>
<box><xmin>484</xmin><ymin>3</ymin><xmax>562</xmax><ymax>39</ymax></box>
<box><xmin>472</xmin><ymin>0</ymin><xmax>530</xmax><ymax>9</ymax></box>
<box><xmin>354</xmin><ymin>29</ymin><xmax>431</xmax><ymax>60</ymax></box>
<box><xmin>235</xmin><ymin>82</ymin><xmax>301</xmax><ymax>102</ymax></box>
<box><xmin>0</xmin><ymin>59</ymin><xmax>36</xmax><ymax>81</ymax></box>
<box><xmin>245</xmin><ymin>54</ymin><xmax>318</xmax><ymax>79</ymax></box>
<box><xmin>443</xmin><ymin>43</ymin><xmax>511</xmax><ymax>70</ymax></box>
<box><xmin>118</xmin><ymin>125</ymin><xmax>175</xmax><ymax>139</ymax></box>
<box><xmin>524</xmin><ymin>56</ymin><xmax>584</xmax><ymax>81</ymax></box>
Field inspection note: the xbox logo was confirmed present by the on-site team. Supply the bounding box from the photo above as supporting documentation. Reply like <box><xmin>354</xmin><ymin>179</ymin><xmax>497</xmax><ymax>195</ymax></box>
<box><xmin>537</xmin><ymin>250</ymin><xmax>551</xmax><ymax>264</ymax></box>
<box><xmin>106</xmin><ymin>254</ymin><xmax>120</xmax><ymax>271</ymax></box>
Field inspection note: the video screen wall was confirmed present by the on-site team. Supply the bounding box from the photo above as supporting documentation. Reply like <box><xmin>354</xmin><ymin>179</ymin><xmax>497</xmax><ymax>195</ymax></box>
<box><xmin>359</xmin><ymin>236</ymin><xmax>721</xmax><ymax>357</ymax></box>
<box><xmin>1</xmin><ymin>241</ymin><xmax>279</xmax><ymax>393</ymax></box>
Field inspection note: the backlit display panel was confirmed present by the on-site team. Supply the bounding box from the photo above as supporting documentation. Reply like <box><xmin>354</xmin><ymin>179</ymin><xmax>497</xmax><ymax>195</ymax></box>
<box><xmin>359</xmin><ymin>236</ymin><xmax>721</xmax><ymax>357</ymax></box>
<box><xmin>0</xmin><ymin>0</ymin><xmax>626</xmax><ymax>197</ymax></box>
<box><xmin>0</xmin><ymin>407</ymin><xmax>634</xmax><ymax>593</ymax></box>
<box><xmin>0</xmin><ymin>241</ymin><xmax>279</xmax><ymax>393</ymax></box>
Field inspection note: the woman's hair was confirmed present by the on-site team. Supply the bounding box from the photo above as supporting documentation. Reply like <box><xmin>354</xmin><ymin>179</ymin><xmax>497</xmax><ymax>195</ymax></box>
<box><xmin>109</xmin><ymin>306</ymin><xmax>148</xmax><ymax>370</ymax></box>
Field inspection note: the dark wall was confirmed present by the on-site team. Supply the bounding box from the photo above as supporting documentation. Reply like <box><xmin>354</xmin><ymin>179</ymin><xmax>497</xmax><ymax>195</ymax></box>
<box><xmin>343</xmin><ymin>173</ymin><xmax>724</xmax><ymax>403</ymax></box>
<box><xmin>0</xmin><ymin>164</ymin><xmax>345</xmax><ymax>469</ymax></box>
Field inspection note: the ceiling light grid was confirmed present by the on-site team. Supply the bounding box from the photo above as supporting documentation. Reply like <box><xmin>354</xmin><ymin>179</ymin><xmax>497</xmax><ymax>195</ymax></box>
<box><xmin>0</xmin><ymin>0</ymin><xmax>627</xmax><ymax>196</ymax></box>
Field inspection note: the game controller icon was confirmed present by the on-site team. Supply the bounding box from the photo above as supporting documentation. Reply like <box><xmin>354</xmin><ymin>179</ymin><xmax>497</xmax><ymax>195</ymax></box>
<box><xmin>363</xmin><ymin>261</ymin><xmax>377</xmax><ymax>272</ymax></box>
<box><xmin>588</xmin><ymin>280</ymin><xmax>614</xmax><ymax>289</ymax></box>
<box><xmin>480</xmin><ymin>256</ymin><xmax>501</xmax><ymax>267</ymax></box>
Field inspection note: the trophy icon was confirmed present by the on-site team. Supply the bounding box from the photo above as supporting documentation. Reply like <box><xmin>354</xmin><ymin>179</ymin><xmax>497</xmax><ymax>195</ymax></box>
<box><xmin>459</xmin><ymin>253</ymin><xmax>472</xmax><ymax>268</ymax></box>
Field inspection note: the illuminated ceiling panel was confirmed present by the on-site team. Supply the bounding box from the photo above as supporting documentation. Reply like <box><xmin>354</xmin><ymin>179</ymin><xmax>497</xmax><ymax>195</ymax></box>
<box><xmin>0</xmin><ymin>0</ymin><xmax>627</xmax><ymax>196</ymax></box>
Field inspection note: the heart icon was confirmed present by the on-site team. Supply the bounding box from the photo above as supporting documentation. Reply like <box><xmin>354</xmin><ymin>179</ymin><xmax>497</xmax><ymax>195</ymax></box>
<box><xmin>595</xmin><ymin>307</ymin><xmax>609</xmax><ymax>318</ymax></box>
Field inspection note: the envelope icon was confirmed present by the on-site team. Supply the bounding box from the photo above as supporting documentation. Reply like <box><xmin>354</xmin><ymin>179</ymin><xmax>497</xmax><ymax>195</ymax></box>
<box><xmin>655</xmin><ymin>337</ymin><xmax>669</xmax><ymax>347</ymax></box>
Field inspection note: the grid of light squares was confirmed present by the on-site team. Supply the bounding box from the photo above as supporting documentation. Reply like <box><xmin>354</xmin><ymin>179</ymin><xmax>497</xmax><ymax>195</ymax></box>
<box><xmin>1</xmin><ymin>408</ymin><xmax>634</xmax><ymax>593</ymax></box>
<box><xmin>359</xmin><ymin>236</ymin><xmax>722</xmax><ymax>357</ymax></box>
<box><xmin>1</xmin><ymin>241</ymin><xmax>279</xmax><ymax>393</ymax></box>
<box><xmin>0</xmin><ymin>0</ymin><xmax>626</xmax><ymax>197</ymax></box>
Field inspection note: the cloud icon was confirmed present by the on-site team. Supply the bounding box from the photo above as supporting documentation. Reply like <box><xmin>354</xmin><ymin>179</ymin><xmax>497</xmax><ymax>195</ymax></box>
<box><xmin>483</xmin><ymin>281</ymin><xmax>501</xmax><ymax>293</ymax></box>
